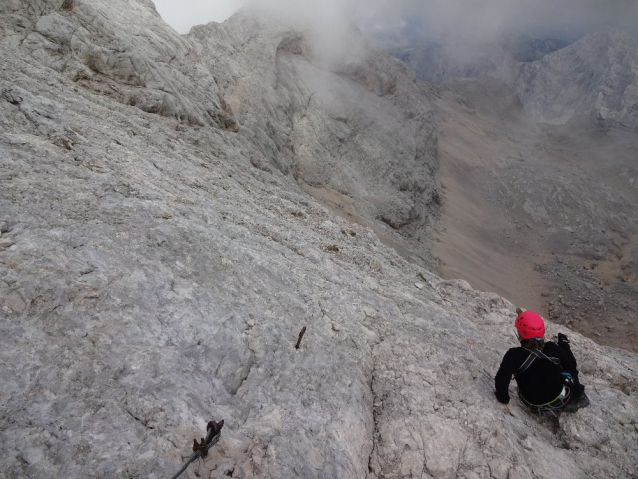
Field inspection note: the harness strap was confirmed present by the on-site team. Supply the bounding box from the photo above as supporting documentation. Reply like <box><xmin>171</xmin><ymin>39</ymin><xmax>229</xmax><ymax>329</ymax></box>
<box><xmin>516</xmin><ymin>353</ymin><xmax>536</xmax><ymax>375</ymax></box>
<box><xmin>516</xmin><ymin>347</ymin><xmax>560</xmax><ymax>375</ymax></box>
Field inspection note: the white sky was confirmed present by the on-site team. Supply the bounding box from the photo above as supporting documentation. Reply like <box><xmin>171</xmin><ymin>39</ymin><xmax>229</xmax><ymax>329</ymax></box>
<box><xmin>153</xmin><ymin>0</ymin><xmax>245</xmax><ymax>33</ymax></box>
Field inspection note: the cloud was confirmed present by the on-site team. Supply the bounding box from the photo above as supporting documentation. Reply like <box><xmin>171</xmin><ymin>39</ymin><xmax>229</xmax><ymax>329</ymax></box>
<box><xmin>245</xmin><ymin>0</ymin><xmax>371</xmax><ymax>66</ymax></box>
<box><xmin>357</xmin><ymin>0</ymin><xmax>638</xmax><ymax>41</ymax></box>
<box><xmin>252</xmin><ymin>0</ymin><xmax>637</xmax><ymax>42</ymax></box>
<box><xmin>153</xmin><ymin>0</ymin><xmax>638</xmax><ymax>41</ymax></box>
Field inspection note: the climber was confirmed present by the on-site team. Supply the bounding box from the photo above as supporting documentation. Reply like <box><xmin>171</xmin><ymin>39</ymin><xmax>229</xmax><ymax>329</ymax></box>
<box><xmin>494</xmin><ymin>310</ymin><xmax>590</xmax><ymax>414</ymax></box>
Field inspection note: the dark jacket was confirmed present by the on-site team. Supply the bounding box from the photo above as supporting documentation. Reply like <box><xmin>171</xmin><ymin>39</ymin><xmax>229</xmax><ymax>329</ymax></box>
<box><xmin>495</xmin><ymin>341</ymin><xmax>581</xmax><ymax>405</ymax></box>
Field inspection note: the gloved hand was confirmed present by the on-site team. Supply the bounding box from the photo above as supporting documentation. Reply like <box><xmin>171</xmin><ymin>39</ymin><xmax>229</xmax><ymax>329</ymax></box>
<box><xmin>494</xmin><ymin>391</ymin><xmax>510</xmax><ymax>404</ymax></box>
<box><xmin>557</xmin><ymin>333</ymin><xmax>570</xmax><ymax>345</ymax></box>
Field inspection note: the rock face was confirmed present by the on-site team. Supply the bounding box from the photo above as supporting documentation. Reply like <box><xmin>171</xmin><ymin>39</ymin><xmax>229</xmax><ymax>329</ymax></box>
<box><xmin>512</xmin><ymin>30</ymin><xmax>638</xmax><ymax>127</ymax></box>
<box><xmin>0</xmin><ymin>2</ymin><xmax>637</xmax><ymax>479</ymax></box>
<box><xmin>1</xmin><ymin>0</ymin><xmax>232</xmax><ymax>127</ymax></box>
<box><xmin>187</xmin><ymin>13</ymin><xmax>440</xmax><ymax>240</ymax></box>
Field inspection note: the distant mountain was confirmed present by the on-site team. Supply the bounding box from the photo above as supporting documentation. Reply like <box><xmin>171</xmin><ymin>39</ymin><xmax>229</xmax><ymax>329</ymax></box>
<box><xmin>382</xmin><ymin>32</ymin><xmax>568</xmax><ymax>85</ymax></box>
<box><xmin>388</xmin><ymin>40</ymin><xmax>514</xmax><ymax>85</ymax></box>
<box><xmin>512</xmin><ymin>30</ymin><xmax>638</xmax><ymax>127</ymax></box>
<box><xmin>504</xmin><ymin>35</ymin><xmax>570</xmax><ymax>62</ymax></box>
<box><xmin>381</xmin><ymin>28</ymin><xmax>638</xmax><ymax>129</ymax></box>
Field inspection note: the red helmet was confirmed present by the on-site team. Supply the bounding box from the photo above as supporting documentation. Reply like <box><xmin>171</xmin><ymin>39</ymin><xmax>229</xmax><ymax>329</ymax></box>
<box><xmin>515</xmin><ymin>311</ymin><xmax>545</xmax><ymax>339</ymax></box>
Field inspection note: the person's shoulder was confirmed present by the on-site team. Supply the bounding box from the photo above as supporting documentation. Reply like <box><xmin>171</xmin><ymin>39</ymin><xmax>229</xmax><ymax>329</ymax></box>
<box><xmin>543</xmin><ymin>341</ymin><xmax>560</xmax><ymax>352</ymax></box>
<box><xmin>498</xmin><ymin>346</ymin><xmax>526</xmax><ymax>371</ymax></box>
<box><xmin>506</xmin><ymin>346</ymin><xmax>524</xmax><ymax>352</ymax></box>
<box><xmin>504</xmin><ymin>346</ymin><xmax>526</xmax><ymax>358</ymax></box>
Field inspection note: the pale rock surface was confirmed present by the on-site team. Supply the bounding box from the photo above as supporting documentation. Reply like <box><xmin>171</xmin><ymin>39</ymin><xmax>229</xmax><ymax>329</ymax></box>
<box><xmin>1</xmin><ymin>0</ymin><xmax>232</xmax><ymax>128</ymax></box>
<box><xmin>512</xmin><ymin>30</ymin><xmax>638</xmax><ymax>127</ymax></box>
<box><xmin>188</xmin><ymin>11</ymin><xmax>440</xmax><ymax>239</ymax></box>
<box><xmin>0</xmin><ymin>2</ymin><xmax>637</xmax><ymax>479</ymax></box>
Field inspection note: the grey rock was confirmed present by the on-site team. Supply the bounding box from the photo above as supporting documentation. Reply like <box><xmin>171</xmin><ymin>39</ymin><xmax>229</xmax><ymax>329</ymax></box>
<box><xmin>0</xmin><ymin>237</ymin><xmax>15</xmax><ymax>250</ymax></box>
<box><xmin>188</xmin><ymin>10</ymin><xmax>440</xmax><ymax>239</ymax></box>
<box><xmin>512</xmin><ymin>30</ymin><xmax>638</xmax><ymax>128</ymax></box>
<box><xmin>0</xmin><ymin>2</ymin><xmax>636</xmax><ymax>479</ymax></box>
<box><xmin>1</xmin><ymin>0</ymin><xmax>230</xmax><ymax>127</ymax></box>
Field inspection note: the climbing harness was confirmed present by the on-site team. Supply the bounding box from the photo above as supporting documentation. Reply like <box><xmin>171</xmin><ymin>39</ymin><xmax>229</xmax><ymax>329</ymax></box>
<box><xmin>515</xmin><ymin>348</ymin><xmax>573</xmax><ymax>415</ymax></box>
<box><xmin>519</xmin><ymin>384</ymin><xmax>570</xmax><ymax>410</ymax></box>
<box><xmin>518</xmin><ymin>373</ymin><xmax>575</xmax><ymax>416</ymax></box>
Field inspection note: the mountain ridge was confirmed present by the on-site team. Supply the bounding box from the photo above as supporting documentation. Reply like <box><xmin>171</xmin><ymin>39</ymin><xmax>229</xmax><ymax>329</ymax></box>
<box><xmin>513</xmin><ymin>29</ymin><xmax>638</xmax><ymax>127</ymax></box>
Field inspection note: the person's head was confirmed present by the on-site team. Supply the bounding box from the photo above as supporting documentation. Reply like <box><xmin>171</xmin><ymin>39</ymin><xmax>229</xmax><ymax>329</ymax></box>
<box><xmin>515</xmin><ymin>310</ymin><xmax>545</xmax><ymax>349</ymax></box>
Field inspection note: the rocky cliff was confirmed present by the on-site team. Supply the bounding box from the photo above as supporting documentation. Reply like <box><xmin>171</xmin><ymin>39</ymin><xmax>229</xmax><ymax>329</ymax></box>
<box><xmin>512</xmin><ymin>30</ymin><xmax>638</xmax><ymax>128</ymax></box>
<box><xmin>186</xmin><ymin>11</ymin><xmax>440</xmax><ymax>244</ymax></box>
<box><xmin>1</xmin><ymin>1</ymin><xmax>637</xmax><ymax>479</ymax></box>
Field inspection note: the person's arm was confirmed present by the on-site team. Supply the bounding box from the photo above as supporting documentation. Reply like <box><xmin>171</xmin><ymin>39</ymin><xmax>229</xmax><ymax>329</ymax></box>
<box><xmin>495</xmin><ymin>349</ymin><xmax>519</xmax><ymax>404</ymax></box>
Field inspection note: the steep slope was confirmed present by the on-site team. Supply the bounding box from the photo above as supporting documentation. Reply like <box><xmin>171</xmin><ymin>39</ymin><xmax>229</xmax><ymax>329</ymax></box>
<box><xmin>187</xmin><ymin>12</ymin><xmax>441</xmax><ymax>264</ymax></box>
<box><xmin>0</xmin><ymin>0</ymin><xmax>234</xmax><ymax>128</ymax></box>
<box><xmin>1</xmin><ymin>2</ymin><xmax>637</xmax><ymax>479</ymax></box>
<box><xmin>379</xmin><ymin>26</ymin><xmax>638</xmax><ymax>352</ymax></box>
<box><xmin>433</xmin><ymin>77</ymin><xmax>638</xmax><ymax>352</ymax></box>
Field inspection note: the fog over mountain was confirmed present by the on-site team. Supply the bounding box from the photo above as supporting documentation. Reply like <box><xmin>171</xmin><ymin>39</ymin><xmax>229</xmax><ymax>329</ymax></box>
<box><xmin>241</xmin><ymin>0</ymin><xmax>638</xmax><ymax>91</ymax></box>
<box><xmin>358</xmin><ymin>0</ymin><xmax>638</xmax><ymax>43</ymax></box>
<box><xmin>248</xmin><ymin>0</ymin><xmax>638</xmax><ymax>43</ymax></box>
